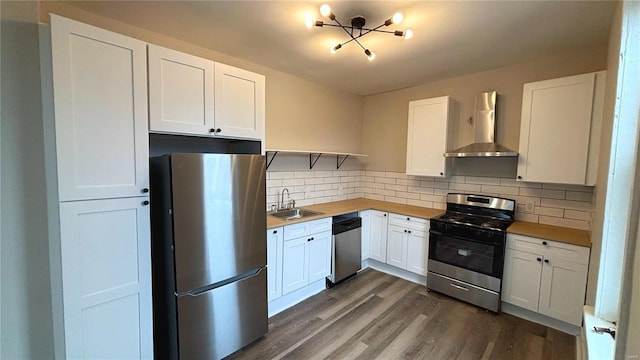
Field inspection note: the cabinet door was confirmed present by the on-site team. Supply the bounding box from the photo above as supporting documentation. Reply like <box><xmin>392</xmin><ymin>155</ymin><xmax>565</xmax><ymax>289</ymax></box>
<box><xmin>406</xmin><ymin>229</ymin><xmax>428</xmax><ymax>276</ymax></box>
<box><xmin>538</xmin><ymin>258</ymin><xmax>589</xmax><ymax>326</ymax></box>
<box><xmin>501</xmin><ymin>248</ymin><xmax>543</xmax><ymax>312</ymax></box>
<box><xmin>148</xmin><ymin>44</ymin><xmax>215</xmax><ymax>136</ymax></box>
<box><xmin>406</xmin><ymin>96</ymin><xmax>450</xmax><ymax>177</ymax></box>
<box><xmin>386</xmin><ymin>225</ymin><xmax>407</xmax><ymax>269</ymax></box>
<box><xmin>59</xmin><ymin>197</ymin><xmax>152</xmax><ymax>359</ymax></box>
<box><xmin>307</xmin><ymin>230</ymin><xmax>332</xmax><ymax>283</ymax></box>
<box><xmin>517</xmin><ymin>73</ymin><xmax>595</xmax><ymax>184</ymax></box>
<box><xmin>51</xmin><ymin>15</ymin><xmax>149</xmax><ymax>201</ymax></box>
<box><xmin>360</xmin><ymin>211</ymin><xmax>371</xmax><ymax>261</ymax></box>
<box><xmin>267</xmin><ymin>228</ymin><xmax>284</xmax><ymax>301</ymax></box>
<box><xmin>368</xmin><ymin>211</ymin><xmax>388</xmax><ymax>262</ymax></box>
<box><xmin>214</xmin><ymin>62</ymin><xmax>265</xmax><ymax>140</ymax></box>
<box><xmin>282</xmin><ymin>237</ymin><xmax>308</xmax><ymax>295</ymax></box>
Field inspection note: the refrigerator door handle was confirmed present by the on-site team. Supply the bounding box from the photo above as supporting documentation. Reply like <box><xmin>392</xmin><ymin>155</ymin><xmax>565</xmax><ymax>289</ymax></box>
<box><xmin>179</xmin><ymin>267</ymin><xmax>266</xmax><ymax>297</ymax></box>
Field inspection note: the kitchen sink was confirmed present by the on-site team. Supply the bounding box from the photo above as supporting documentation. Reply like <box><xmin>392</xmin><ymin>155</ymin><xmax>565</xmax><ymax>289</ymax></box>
<box><xmin>269</xmin><ymin>208</ymin><xmax>324</xmax><ymax>221</ymax></box>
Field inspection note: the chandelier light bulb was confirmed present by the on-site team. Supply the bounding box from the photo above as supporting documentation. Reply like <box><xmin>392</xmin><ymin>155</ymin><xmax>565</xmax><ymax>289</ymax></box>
<box><xmin>330</xmin><ymin>44</ymin><xmax>342</xmax><ymax>54</ymax></box>
<box><xmin>305</xmin><ymin>14</ymin><xmax>314</xmax><ymax>29</ymax></box>
<box><xmin>320</xmin><ymin>4</ymin><xmax>332</xmax><ymax>17</ymax></box>
<box><xmin>364</xmin><ymin>49</ymin><xmax>376</xmax><ymax>61</ymax></box>
<box><xmin>404</xmin><ymin>29</ymin><xmax>414</xmax><ymax>39</ymax></box>
<box><xmin>392</xmin><ymin>12</ymin><xmax>404</xmax><ymax>24</ymax></box>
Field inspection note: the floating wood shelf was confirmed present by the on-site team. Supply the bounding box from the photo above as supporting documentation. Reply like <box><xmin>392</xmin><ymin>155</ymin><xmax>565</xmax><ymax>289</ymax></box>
<box><xmin>265</xmin><ymin>149</ymin><xmax>367</xmax><ymax>170</ymax></box>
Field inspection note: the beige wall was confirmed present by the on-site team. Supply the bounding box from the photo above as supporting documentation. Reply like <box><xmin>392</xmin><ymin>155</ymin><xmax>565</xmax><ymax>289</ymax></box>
<box><xmin>1</xmin><ymin>1</ymin><xmax>53</xmax><ymax>358</ymax></box>
<box><xmin>38</xmin><ymin>1</ymin><xmax>364</xmax><ymax>154</ymax></box>
<box><xmin>587</xmin><ymin>2</ymin><xmax>623</xmax><ymax>306</ymax></box>
<box><xmin>361</xmin><ymin>47</ymin><xmax>608</xmax><ymax>172</ymax></box>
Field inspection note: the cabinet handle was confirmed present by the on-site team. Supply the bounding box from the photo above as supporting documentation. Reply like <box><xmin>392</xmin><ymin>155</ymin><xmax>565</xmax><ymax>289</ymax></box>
<box><xmin>537</xmin><ymin>257</ymin><xmax>542</xmax><ymax>262</ymax></box>
<box><xmin>542</xmin><ymin>241</ymin><xmax>548</xmax><ymax>245</ymax></box>
<box><xmin>142</xmin><ymin>188</ymin><xmax>149</xmax><ymax>193</ymax></box>
<box><xmin>517</xmin><ymin>176</ymin><xmax>522</xmax><ymax>180</ymax></box>
<box><xmin>142</xmin><ymin>200</ymin><xmax>150</xmax><ymax>206</ymax></box>
<box><xmin>307</xmin><ymin>237</ymin><xmax>314</xmax><ymax>242</ymax></box>
<box><xmin>544</xmin><ymin>259</ymin><xmax>550</xmax><ymax>264</ymax></box>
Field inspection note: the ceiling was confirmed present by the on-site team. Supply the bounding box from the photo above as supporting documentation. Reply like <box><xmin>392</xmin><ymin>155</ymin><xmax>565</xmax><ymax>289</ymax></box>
<box><xmin>63</xmin><ymin>1</ymin><xmax>616</xmax><ymax>96</ymax></box>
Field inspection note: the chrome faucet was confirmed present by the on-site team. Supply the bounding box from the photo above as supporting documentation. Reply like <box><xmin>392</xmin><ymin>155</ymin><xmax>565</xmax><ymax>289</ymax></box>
<box><xmin>280</xmin><ymin>188</ymin><xmax>290</xmax><ymax>210</ymax></box>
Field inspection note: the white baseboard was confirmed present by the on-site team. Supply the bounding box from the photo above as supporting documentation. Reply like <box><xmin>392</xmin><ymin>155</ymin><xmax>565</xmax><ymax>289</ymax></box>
<box><xmin>366</xmin><ymin>259</ymin><xmax>426</xmax><ymax>286</ymax></box>
<box><xmin>267</xmin><ymin>279</ymin><xmax>326</xmax><ymax>318</ymax></box>
<box><xmin>501</xmin><ymin>302</ymin><xmax>581</xmax><ymax>335</ymax></box>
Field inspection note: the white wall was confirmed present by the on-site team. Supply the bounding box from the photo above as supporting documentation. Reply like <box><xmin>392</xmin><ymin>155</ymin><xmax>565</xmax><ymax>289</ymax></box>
<box><xmin>0</xmin><ymin>1</ymin><xmax>54</xmax><ymax>358</ymax></box>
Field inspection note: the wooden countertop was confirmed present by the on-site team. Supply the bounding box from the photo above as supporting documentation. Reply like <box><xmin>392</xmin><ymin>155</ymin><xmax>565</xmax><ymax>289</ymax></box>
<box><xmin>267</xmin><ymin>198</ymin><xmax>591</xmax><ymax>248</ymax></box>
<box><xmin>507</xmin><ymin>221</ymin><xmax>591</xmax><ymax>248</ymax></box>
<box><xmin>266</xmin><ymin>198</ymin><xmax>444</xmax><ymax>229</ymax></box>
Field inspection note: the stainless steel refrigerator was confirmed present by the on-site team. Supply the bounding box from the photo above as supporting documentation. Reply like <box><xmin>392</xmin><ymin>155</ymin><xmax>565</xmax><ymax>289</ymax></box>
<box><xmin>150</xmin><ymin>153</ymin><xmax>267</xmax><ymax>359</ymax></box>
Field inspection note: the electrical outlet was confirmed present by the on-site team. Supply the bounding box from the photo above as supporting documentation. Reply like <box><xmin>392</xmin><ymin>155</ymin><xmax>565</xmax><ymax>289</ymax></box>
<box><xmin>525</xmin><ymin>200</ymin><xmax>534</xmax><ymax>213</ymax></box>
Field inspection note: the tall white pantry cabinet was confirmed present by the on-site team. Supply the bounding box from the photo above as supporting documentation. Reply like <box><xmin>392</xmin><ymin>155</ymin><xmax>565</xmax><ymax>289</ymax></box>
<box><xmin>49</xmin><ymin>15</ymin><xmax>153</xmax><ymax>359</ymax></box>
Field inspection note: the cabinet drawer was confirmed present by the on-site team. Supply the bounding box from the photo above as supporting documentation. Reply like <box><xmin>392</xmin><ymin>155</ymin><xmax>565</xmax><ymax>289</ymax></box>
<box><xmin>388</xmin><ymin>213</ymin><xmax>428</xmax><ymax>230</ymax></box>
<box><xmin>283</xmin><ymin>217</ymin><xmax>332</xmax><ymax>241</ymax></box>
<box><xmin>507</xmin><ymin>234</ymin><xmax>590</xmax><ymax>265</ymax></box>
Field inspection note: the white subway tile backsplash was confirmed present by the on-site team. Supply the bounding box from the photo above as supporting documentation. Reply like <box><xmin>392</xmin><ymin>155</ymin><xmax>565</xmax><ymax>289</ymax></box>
<box><xmin>465</xmin><ymin>176</ymin><xmax>501</xmax><ymax>185</ymax></box>
<box><xmin>267</xmin><ymin>170</ymin><xmax>594</xmax><ymax>230</ymax></box>
<box><xmin>566</xmin><ymin>191</ymin><xmax>593</xmax><ymax>202</ymax></box>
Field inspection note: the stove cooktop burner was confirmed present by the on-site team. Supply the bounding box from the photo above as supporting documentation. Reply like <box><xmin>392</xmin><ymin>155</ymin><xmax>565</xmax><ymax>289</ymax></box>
<box><xmin>433</xmin><ymin>212</ymin><xmax>513</xmax><ymax>231</ymax></box>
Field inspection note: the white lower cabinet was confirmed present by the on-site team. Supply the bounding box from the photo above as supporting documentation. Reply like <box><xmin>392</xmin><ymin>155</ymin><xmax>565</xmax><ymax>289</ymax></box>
<box><xmin>360</xmin><ymin>211</ymin><xmax>371</xmax><ymax>261</ymax></box>
<box><xmin>59</xmin><ymin>197</ymin><xmax>152</xmax><ymax>359</ymax></box>
<box><xmin>267</xmin><ymin>227</ymin><xmax>284</xmax><ymax>301</ymax></box>
<box><xmin>385</xmin><ymin>215</ymin><xmax>429</xmax><ymax>275</ymax></box>
<box><xmin>280</xmin><ymin>218</ymin><xmax>332</xmax><ymax>296</ymax></box>
<box><xmin>367</xmin><ymin>210</ymin><xmax>389</xmax><ymax>262</ymax></box>
<box><xmin>502</xmin><ymin>234</ymin><xmax>590</xmax><ymax>326</ymax></box>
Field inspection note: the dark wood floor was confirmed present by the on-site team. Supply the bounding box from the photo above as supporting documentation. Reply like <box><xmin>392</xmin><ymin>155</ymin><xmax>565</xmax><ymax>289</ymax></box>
<box><xmin>228</xmin><ymin>269</ymin><xmax>576</xmax><ymax>360</ymax></box>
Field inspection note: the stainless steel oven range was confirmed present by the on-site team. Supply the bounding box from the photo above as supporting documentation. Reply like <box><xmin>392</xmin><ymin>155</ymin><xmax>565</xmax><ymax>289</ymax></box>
<box><xmin>427</xmin><ymin>193</ymin><xmax>515</xmax><ymax>312</ymax></box>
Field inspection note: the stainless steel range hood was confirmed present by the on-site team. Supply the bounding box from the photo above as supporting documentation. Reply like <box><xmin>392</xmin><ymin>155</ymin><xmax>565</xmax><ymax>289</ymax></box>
<box><xmin>444</xmin><ymin>91</ymin><xmax>518</xmax><ymax>158</ymax></box>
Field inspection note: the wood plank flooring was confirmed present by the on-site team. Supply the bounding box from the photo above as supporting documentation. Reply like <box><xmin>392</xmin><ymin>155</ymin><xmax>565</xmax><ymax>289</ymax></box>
<box><xmin>227</xmin><ymin>269</ymin><xmax>575</xmax><ymax>360</ymax></box>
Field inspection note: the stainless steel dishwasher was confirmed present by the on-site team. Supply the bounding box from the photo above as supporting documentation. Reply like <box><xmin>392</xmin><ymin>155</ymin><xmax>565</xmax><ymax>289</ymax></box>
<box><xmin>327</xmin><ymin>212</ymin><xmax>362</xmax><ymax>287</ymax></box>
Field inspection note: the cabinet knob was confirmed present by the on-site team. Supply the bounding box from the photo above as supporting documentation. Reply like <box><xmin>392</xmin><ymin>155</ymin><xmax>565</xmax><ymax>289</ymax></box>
<box><xmin>542</xmin><ymin>241</ymin><xmax>548</xmax><ymax>246</ymax></box>
<box><xmin>440</xmin><ymin>172</ymin><xmax>444</xmax><ymax>176</ymax></box>
<box><xmin>383</xmin><ymin>214</ymin><xmax>387</xmax><ymax>217</ymax></box>
<box><xmin>408</xmin><ymin>230</ymin><xmax>412</xmax><ymax>234</ymax></box>
<box><xmin>273</xmin><ymin>230</ymin><xmax>277</xmax><ymax>234</ymax></box>
<box><xmin>517</xmin><ymin>176</ymin><xmax>522</xmax><ymax>180</ymax></box>
<box><xmin>215</xmin><ymin>128</ymin><xmax>222</xmax><ymax>133</ymax></box>
<box><xmin>407</xmin><ymin>217</ymin><xmax>410</xmax><ymax>221</ymax></box>
<box><xmin>544</xmin><ymin>259</ymin><xmax>550</xmax><ymax>264</ymax></box>
<box><xmin>404</xmin><ymin>229</ymin><xmax>407</xmax><ymax>233</ymax></box>
<box><xmin>142</xmin><ymin>200</ymin><xmax>150</xmax><ymax>206</ymax></box>
<box><xmin>142</xmin><ymin>188</ymin><xmax>149</xmax><ymax>193</ymax></box>
<box><xmin>209</xmin><ymin>128</ymin><xmax>216</xmax><ymax>133</ymax></box>
<box><xmin>537</xmin><ymin>257</ymin><xmax>542</xmax><ymax>262</ymax></box>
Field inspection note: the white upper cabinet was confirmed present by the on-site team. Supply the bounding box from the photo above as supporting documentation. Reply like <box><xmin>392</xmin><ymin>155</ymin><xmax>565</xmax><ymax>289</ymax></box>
<box><xmin>148</xmin><ymin>44</ymin><xmax>215</xmax><ymax>136</ymax></box>
<box><xmin>51</xmin><ymin>14</ymin><xmax>149</xmax><ymax>201</ymax></box>
<box><xmin>215</xmin><ymin>63</ymin><xmax>265</xmax><ymax>141</ymax></box>
<box><xmin>406</xmin><ymin>96</ymin><xmax>452</xmax><ymax>177</ymax></box>
<box><xmin>517</xmin><ymin>71</ymin><xmax>606</xmax><ymax>185</ymax></box>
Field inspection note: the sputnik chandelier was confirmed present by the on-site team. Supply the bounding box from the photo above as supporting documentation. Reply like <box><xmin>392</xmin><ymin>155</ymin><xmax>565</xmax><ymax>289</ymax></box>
<box><xmin>306</xmin><ymin>3</ymin><xmax>413</xmax><ymax>61</ymax></box>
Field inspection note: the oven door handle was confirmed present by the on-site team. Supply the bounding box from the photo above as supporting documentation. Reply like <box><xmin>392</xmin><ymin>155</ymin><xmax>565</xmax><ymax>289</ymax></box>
<box><xmin>449</xmin><ymin>283</ymin><xmax>470</xmax><ymax>291</ymax></box>
<box><xmin>429</xmin><ymin>229</ymin><xmax>504</xmax><ymax>246</ymax></box>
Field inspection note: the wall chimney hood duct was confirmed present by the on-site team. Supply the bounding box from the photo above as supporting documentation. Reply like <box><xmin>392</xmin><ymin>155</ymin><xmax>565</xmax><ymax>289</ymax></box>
<box><xmin>444</xmin><ymin>91</ymin><xmax>518</xmax><ymax>158</ymax></box>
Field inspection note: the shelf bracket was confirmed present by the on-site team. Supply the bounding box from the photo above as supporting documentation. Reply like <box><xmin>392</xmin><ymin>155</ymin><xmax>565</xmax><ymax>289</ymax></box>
<box><xmin>309</xmin><ymin>153</ymin><xmax>322</xmax><ymax>169</ymax></box>
<box><xmin>336</xmin><ymin>155</ymin><xmax>350</xmax><ymax>169</ymax></box>
<box><xmin>266</xmin><ymin>151</ymin><xmax>279</xmax><ymax>170</ymax></box>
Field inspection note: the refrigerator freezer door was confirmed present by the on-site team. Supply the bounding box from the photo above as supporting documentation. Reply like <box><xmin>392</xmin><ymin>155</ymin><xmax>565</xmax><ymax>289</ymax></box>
<box><xmin>177</xmin><ymin>268</ymin><xmax>268</xmax><ymax>359</ymax></box>
<box><xmin>171</xmin><ymin>153</ymin><xmax>267</xmax><ymax>293</ymax></box>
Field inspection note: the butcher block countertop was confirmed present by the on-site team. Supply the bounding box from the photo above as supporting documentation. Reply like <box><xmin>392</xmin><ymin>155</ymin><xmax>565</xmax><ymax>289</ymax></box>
<box><xmin>508</xmin><ymin>221</ymin><xmax>591</xmax><ymax>248</ymax></box>
<box><xmin>266</xmin><ymin>198</ymin><xmax>444</xmax><ymax>229</ymax></box>
<box><xmin>267</xmin><ymin>198</ymin><xmax>591</xmax><ymax>248</ymax></box>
